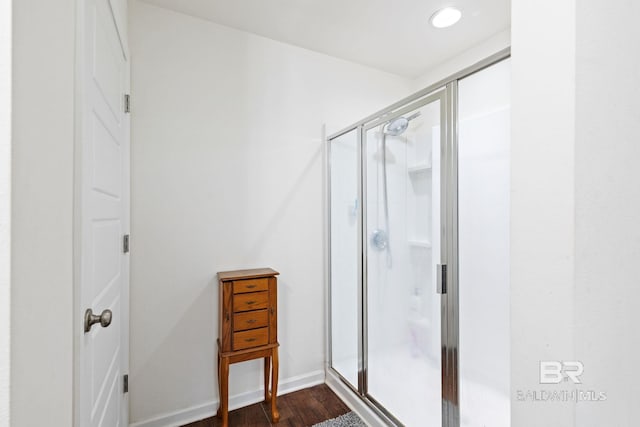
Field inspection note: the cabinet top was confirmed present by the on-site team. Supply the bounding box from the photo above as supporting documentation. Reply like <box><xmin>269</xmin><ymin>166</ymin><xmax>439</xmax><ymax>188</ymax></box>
<box><xmin>217</xmin><ymin>267</ymin><xmax>280</xmax><ymax>282</ymax></box>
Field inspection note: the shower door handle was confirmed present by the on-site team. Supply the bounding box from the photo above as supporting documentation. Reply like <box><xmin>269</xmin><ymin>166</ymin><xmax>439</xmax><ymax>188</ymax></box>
<box><xmin>437</xmin><ymin>264</ymin><xmax>447</xmax><ymax>294</ymax></box>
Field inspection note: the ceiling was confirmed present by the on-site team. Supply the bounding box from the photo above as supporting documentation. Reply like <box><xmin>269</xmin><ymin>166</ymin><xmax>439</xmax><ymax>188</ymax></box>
<box><xmin>140</xmin><ymin>0</ymin><xmax>510</xmax><ymax>78</ymax></box>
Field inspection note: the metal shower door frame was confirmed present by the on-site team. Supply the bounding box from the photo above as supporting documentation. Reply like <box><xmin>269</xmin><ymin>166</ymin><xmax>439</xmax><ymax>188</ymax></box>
<box><xmin>361</xmin><ymin>87</ymin><xmax>450</xmax><ymax>427</ymax></box>
<box><xmin>326</xmin><ymin>48</ymin><xmax>510</xmax><ymax>427</ymax></box>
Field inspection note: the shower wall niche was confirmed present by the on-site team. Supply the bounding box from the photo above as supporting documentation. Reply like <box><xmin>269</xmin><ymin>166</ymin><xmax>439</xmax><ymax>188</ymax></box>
<box><xmin>327</xmin><ymin>54</ymin><xmax>511</xmax><ymax>427</ymax></box>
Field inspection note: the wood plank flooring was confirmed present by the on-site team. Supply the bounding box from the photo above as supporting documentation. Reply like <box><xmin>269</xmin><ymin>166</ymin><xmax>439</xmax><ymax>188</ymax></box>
<box><xmin>183</xmin><ymin>384</ymin><xmax>351</xmax><ymax>427</ymax></box>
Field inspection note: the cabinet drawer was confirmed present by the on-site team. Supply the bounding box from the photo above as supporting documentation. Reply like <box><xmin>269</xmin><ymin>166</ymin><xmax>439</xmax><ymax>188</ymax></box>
<box><xmin>233</xmin><ymin>278</ymin><xmax>269</xmax><ymax>294</ymax></box>
<box><xmin>233</xmin><ymin>309</ymin><xmax>268</xmax><ymax>331</ymax></box>
<box><xmin>233</xmin><ymin>291</ymin><xmax>269</xmax><ymax>312</ymax></box>
<box><xmin>233</xmin><ymin>327</ymin><xmax>268</xmax><ymax>350</ymax></box>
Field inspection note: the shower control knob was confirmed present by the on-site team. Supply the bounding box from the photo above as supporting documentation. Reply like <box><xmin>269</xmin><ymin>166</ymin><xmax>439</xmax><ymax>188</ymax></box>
<box><xmin>371</xmin><ymin>229</ymin><xmax>388</xmax><ymax>250</ymax></box>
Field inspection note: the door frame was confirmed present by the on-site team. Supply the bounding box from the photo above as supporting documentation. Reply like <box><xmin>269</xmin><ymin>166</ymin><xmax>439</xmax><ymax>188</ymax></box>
<box><xmin>0</xmin><ymin>0</ymin><xmax>11</xmax><ymax>422</ymax></box>
<box><xmin>325</xmin><ymin>48</ymin><xmax>510</xmax><ymax>427</ymax></box>
<box><xmin>73</xmin><ymin>0</ymin><xmax>131</xmax><ymax>425</ymax></box>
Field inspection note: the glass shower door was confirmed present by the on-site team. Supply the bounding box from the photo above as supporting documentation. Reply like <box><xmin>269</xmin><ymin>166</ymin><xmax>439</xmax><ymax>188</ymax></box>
<box><xmin>363</xmin><ymin>92</ymin><xmax>445</xmax><ymax>426</ymax></box>
<box><xmin>329</xmin><ymin>128</ymin><xmax>360</xmax><ymax>389</ymax></box>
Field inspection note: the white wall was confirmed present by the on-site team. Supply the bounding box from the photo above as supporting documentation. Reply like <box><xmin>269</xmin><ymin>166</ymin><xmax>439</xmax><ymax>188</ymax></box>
<box><xmin>413</xmin><ymin>29</ymin><xmax>510</xmax><ymax>91</ymax></box>
<box><xmin>0</xmin><ymin>0</ymin><xmax>11</xmax><ymax>425</ymax></box>
<box><xmin>512</xmin><ymin>1</ymin><xmax>640</xmax><ymax>426</ymax></box>
<box><xmin>574</xmin><ymin>2</ymin><xmax>640</xmax><ymax>425</ymax></box>
<box><xmin>128</xmin><ymin>2</ymin><xmax>412</xmax><ymax>425</ymax></box>
<box><xmin>510</xmin><ymin>0</ymin><xmax>576</xmax><ymax>425</ymax></box>
<box><xmin>10</xmin><ymin>0</ymin><xmax>76</xmax><ymax>426</ymax></box>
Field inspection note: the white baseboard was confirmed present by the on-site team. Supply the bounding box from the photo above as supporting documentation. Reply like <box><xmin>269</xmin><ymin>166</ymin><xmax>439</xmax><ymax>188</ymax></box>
<box><xmin>325</xmin><ymin>369</ymin><xmax>386</xmax><ymax>427</ymax></box>
<box><xmin>130</xmin><ymin>370</ymin><xmax>325</xmax><ymax>427</ymax></box>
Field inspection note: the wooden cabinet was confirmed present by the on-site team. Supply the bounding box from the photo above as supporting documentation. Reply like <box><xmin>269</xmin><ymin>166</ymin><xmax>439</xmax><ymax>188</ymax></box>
<box><xmin>217</xmin><ymin>268</ymin><xmax>280</xmax><ymax>427</ymax></box>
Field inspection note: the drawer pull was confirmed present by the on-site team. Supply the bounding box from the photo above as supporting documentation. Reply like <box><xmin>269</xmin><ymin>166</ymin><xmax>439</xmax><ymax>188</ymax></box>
<box><xmin>246</xmin><ymin>284</ymin><xmax>257</xmax><ymax>289</ymax></box>
<box><xmin>247</xmin><ymin>319</ymin><xmax>257</xmax><ymax>324</ymax></box>
<box><xmin>246</xmin><ymin>301</ymin><xmax>256</xmax><ymax>305</ymax></box>
<box><xmin>245</xmin><ymin>338</ymin><xmax>257</xmax><ymax>342</ymax></box>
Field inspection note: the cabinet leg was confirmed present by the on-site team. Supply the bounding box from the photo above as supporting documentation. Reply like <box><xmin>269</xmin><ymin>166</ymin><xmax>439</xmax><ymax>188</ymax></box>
<box><xmin>264</xmin><ymin>356</ymin><xmax>271</xmax><ymax>402</ymax></box>
<box><xmin>270</xmin><ymin>348</ymin><xmax>280</xmax><ymax>423</ymax></box>
<box><xmin>220</xmin><ymin>356</ymin><xmax>229</xmax><ymax>427</ymax></box>
<box><xmin>216</xmin><ymin>352</ymin><xmax>221</xmax><ymax>417</ymax></box>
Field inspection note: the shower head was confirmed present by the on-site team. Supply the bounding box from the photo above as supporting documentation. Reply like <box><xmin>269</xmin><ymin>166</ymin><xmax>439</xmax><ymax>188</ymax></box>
<box><xmin>384</xmin><ymin>111</ymin><xmax>421</xmax><ymax>136</ymax></box>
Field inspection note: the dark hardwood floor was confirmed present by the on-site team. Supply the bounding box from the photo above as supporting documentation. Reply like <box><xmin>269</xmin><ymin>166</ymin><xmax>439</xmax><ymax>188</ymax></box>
<box><xmin>183</xmin><ymin>384</ymin><xmax>350</xmax><ymax>427</ymax></box>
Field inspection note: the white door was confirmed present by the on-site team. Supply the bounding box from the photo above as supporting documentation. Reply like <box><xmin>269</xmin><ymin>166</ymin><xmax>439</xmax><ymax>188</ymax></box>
<box><xmin>77</xmin><ymin>0</ymin><xmax>130</xmax><ymax>425</ymax></box>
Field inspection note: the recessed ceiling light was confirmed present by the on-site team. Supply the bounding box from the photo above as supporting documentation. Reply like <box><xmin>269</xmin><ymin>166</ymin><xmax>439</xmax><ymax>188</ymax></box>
<box><xmin>430</xmin><ymin>7</ymin><xmax>462</xmax><ymax>28</ymax></box>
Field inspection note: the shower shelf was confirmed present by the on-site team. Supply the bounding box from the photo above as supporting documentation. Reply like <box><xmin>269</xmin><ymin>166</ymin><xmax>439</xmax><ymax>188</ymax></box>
<box><xmin>408</xmin><ymin>239</ymin><xmax>431</xmax><ymax>248</ymax></box>
<box><xmin>407</xmin><ymin>164</ymin><xmax>432</xmax><ymax>175</ymax></box>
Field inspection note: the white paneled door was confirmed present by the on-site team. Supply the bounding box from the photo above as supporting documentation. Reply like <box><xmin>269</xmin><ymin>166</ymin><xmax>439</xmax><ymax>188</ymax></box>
<box><xmin>77</xmin><ymin>0</ymin><xmax>130</xmax><ymax>426</ymax></box>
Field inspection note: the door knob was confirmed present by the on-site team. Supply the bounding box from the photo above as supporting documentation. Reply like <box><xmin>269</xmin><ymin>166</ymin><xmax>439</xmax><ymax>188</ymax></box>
<box><xmin>84</xmin><ymin>308</ymin><xmax>112</xmax><ymax>333</ymax></box>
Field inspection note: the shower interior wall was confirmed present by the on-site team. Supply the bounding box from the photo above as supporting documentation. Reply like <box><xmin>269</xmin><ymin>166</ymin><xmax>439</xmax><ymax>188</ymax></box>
<box><xmin>365</xmin><ymin>105</ymin><xmax>441</xmax><ymax>357</ymax></box>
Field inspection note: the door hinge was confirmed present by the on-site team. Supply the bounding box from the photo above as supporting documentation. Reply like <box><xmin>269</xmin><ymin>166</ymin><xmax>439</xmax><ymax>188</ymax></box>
<box><xmin>123</xmin><ymin>374</ymin><xmax>129</xmax><ymax>393</ymax></box>
<box><xmin>124</xmin><ymin>94</ymin><xmax>131</xmax><ymax>113</ymax></box>
<box><xmin>123</xmin><ymin>234</ymin><xmax>130</xmax><ymax>254</ymax></box>
<box><xmin>437</xmin><ymin>264</ymin><xmax>447</xmax><ymax>294</ymax></box>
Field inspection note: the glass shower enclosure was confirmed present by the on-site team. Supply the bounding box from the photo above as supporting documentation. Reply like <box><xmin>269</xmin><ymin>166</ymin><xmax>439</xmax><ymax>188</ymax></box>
<box><xmin>327</xmin><ymin>52</ymin><xmax>511</xmax><ymax>427</ymax></box>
